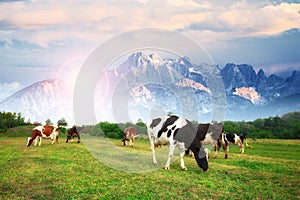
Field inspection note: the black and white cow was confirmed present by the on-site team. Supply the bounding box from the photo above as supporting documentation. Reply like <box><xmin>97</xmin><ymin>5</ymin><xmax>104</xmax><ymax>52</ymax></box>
<box><xmin>215</xmin><ymin>133</ymin><xmax>248</xmax><ymax>159</ymax></box>
<box><xmin>186</xmin><ymin>123</ymin><xmax>224</xmax><ymax>159</ymax></box>
<box><xmin>147</xmin><ymin>115</ymin><xmax>208</xmax><ymax>171</ymax></box>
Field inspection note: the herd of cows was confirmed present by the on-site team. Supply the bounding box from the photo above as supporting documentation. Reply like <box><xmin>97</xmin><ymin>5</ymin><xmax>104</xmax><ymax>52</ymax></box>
<box><xmin>26</xmin><ymin>115</ymin><xmax>251</xmax><ymax>172</ymax></box>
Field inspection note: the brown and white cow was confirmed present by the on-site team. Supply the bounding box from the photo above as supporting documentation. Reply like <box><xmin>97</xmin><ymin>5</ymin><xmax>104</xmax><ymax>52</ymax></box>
<box><xmin>27</xmin><ymin>125</ymin><xmax>61</xmax><ymax>147</ymax></box>
<box><xmin>122</xmin><ymin>126</ymin><xmax>137</xmax><ymax>147</ymax></box>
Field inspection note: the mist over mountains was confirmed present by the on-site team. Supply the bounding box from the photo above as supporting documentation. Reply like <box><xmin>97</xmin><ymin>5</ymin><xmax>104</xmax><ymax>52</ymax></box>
<box><xmin>0</xmin><ymin>52</ymin><xmax>299</xmax><ymax>123</ymax></box>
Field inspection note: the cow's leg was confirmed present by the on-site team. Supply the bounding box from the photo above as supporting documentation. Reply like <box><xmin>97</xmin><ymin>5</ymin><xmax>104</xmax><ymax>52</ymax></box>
<box><xmin>129</xmin><ymin>139</ymin><xmax>134</xmax><ymax>147</ymax></box>
<box><xmin>149</xmin><ymin>137</ymin><xmax>158</xmax><ymax>166</ymax></box>
<box><xmin>164</xmin><ymin>141</ymin><xmax>176</xmax><ymax>170</ymax></box>
<box><xmin>240</xmin><ymin>143</ymin><xmax>244</xmax><ymax>153</ymax></box>
<box><xmin>77</xmin><ymin>134</ymin><xmax>81</xmax><ymax>143</ymax></box>
<box><xmin>38</xmin><ymin>137</ymin><xmax>42</xmax><ymax>146</ymax></box>
<box><xmin>178</xmin><ymin>144</ymin><xmax>187</xmax><ymax>170</ymax></box>
<box><xmin>56</xmin><ymin>135</ymin><xmax>59</xmax><ymax>143</ymax></box>
<box><xmin>128</xmin><ymin>139</ymin><xmax>132</xmax><ymax>146</ymax></box>
<box><xmin>51</xmin><ymin>136</ymin><xmax>56</xmax><ymax>144</ymax></box>
<box><xmin>223</xmin><ymin>144</ymin><xmax>228</xmax><ymax>159</ymax></box>
<box><xmin>213</xmin><ymin>140</ymin><xmax>219</xmax><ymax>158</ymax></box>
<box><xmin>34</xmin><ymin>137</ymin><xmax>38</xmax><ymax>146</ymax></box>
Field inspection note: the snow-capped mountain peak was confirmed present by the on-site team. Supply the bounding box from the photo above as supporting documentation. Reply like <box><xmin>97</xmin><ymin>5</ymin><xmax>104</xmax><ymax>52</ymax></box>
<box><xmin>128</xmin><ymin>52</ymin><xmax>163</xmax><ymax>67</ymax></box>
<box><xmin>0</xmin><ymin>79</ymin><xmax>73</xmax><ymax>123</ymax></box>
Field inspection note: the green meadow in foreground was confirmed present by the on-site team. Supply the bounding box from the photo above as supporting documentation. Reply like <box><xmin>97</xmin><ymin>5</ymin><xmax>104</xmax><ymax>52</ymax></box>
<box><xmin>0</xmin><ymin>127</ymin><xmax>299</xmax><ymax>199</ymax></box>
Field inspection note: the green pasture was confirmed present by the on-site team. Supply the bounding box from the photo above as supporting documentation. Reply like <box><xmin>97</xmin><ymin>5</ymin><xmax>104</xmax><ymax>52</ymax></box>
<box><xmin>0</xmin><ymin>127</ymin><xmax>299</xmax><ymax>199</ymax></box>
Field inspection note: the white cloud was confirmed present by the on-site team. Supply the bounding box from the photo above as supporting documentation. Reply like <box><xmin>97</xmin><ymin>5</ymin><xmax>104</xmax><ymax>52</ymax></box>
<box><xmin>0</xmin><ymin>82</ymin><xmax>22</xmax><ymax>101</ymax></box>
<box><xmin>0</xmin><ymin>0</ymin><xmax>299</xmax><ymax>48</ymax></box>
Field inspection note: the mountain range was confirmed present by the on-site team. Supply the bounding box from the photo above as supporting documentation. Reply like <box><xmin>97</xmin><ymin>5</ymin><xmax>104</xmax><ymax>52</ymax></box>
<box><xmin>0</xmin><ymin>52</ymin><xmax>299</xmax><ymax>123</ymax></box>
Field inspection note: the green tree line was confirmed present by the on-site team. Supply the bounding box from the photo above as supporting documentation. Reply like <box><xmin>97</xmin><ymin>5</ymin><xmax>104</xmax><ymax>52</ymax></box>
<box><xmin>90</xmin><ymin>121</ymin><xmax>147</xmax><ymax>139</ymax></box>
<box><xmin>0</xmin><ymin>111</ymin><xmax>299</xmax><ymax>139</ymax></box>
<box><xmin>0</xmin><ymin>112</ymin><xmax>27</xmax><ymax>132</ymax></box>
<box><xmin>224</xmin><ymin>111</ymin><xmax>300</xmax><ymax>139</ymax></box>
<box><xmin>89</xmin><ymin>112</ymin><xmax>299</xmax><ymax>139</ymax></box>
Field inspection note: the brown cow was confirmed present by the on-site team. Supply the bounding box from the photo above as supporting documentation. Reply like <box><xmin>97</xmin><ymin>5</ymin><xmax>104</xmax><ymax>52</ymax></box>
<box><xmin>27</xmin><ymin>125</ymin><xmax>61</xmax><ymax>147</ymax></box>
<box><xmin>122</xmin><ymin>126</ymin><xmax>137</xmax><ymax>147</ymax></box>
<box><xmin>66</xmin><ymin>126</ymin><xmax>81</xmax><ymax>143</ymax></box>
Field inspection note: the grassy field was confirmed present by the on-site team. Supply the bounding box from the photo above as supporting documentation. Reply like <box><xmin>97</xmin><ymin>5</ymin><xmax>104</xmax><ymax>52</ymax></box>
<box><xmin>0</xmin><ymin>127</ymin><xmax>299</xmax><ymax>199</ymax></box>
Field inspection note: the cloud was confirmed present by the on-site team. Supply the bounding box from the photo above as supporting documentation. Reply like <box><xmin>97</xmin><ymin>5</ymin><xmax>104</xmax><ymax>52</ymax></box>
<box><xmin>0</xmin><ymin>0</ymin><xmax>299</xmax><ymax>49</ymax></box>
<box><xmin>0</xmin><ymin>0</ymin><xmax>299</xmax><ymax>82</ymax></box>
<box><xmin>0</xmin><ymin>0</ymin><xmax>27</xmax><ymax>2</ymax></box>
<box><xmin>0</xmin><ymin>81</ymin><xmax>22</xmax><ymax>101</ymax></box>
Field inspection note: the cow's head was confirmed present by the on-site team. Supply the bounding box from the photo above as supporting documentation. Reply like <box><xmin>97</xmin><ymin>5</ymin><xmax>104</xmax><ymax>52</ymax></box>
<box><xmin>194</xmin><ymin>147</ymin><xmax>209</xmax><ymax>172</ymax></box>
<box><xmin>55</xmin><ymin>126</ymin><xmax>61</xmax><ymax>132</ymax></box>
<box><xmin>199</xmin><ymin>156</ymin><xmax>208</xmax><ymax>172</ymax></box>
<box><xmin>27</xmin><ymin>137</ymin><xmax>33</xmax><ymax>147</ymax></box>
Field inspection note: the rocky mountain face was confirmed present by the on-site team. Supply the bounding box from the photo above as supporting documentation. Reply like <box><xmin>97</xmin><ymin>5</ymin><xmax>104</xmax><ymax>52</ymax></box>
<box><xmin>221</xmin><ymin>63</ymin><xmax>300</xmax><ymax>101</ymax></box>
<box><xmin>0</xmin><ymin>52</ymin><xmax>299</xmax><ymax>123</ymax></box>
<box><xmin>0</xmin><ymin>79</ymin><xmax>73</xmax><ymax>123</ymax></box>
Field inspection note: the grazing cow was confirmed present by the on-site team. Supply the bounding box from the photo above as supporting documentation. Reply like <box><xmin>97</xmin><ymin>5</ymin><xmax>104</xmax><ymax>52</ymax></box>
<box><xmin>185</xmin><ymin>123</ymin><xmax>224</xmax><ymax>159</ymax></box>
<box><xmin>147</xmin><ymin>115</ymin><xmax>208</xmax><ymax>171</ymax></box>
<box><xmin>66</xmin><ymin>126</ymin><xmax>81</xmax><ymax>143</ymax></box>
<box><xmin>215</xmin><ymin>133</ymin><xmax>248</xmax><ymax>159</ymax></box>
<box><xmin>122</xmin><ymin>126</ymin><xmax>137</xmax><ymax>147</ymax></box>
<box><xmin>27</xmin><ymin>125</ymin><xmax>61</xmax><ymax>147</ymax></box>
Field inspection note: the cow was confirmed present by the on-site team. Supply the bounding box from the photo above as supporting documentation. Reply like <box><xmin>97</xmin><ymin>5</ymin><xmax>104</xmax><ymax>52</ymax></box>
<box><xmin>215</xmin><ymin>133</ymin><xmax>249</xmax><ymax>159</ymax></box>
<box><xmin>122</xmin><ymin>126</ymin><xmax>137</xmax><ymax>147</ymax></box>
<box><xmin>66</xmin><ymin>126</ymin><xmax>81</xmax><ymax>143</ymax></box>
<box><xmin>185</xmin><ymin>123</ymin><xmax>224</xmax><ymax>159</ymax></box>
<box><xmin>147</xmin><ymin>115</ymin><xmax>208</xmax><ymax>171</ymax></box>
<box><xmin>27</xmin><ymin>125</ymin><xmax>61</xmax><ymax>147</ymax></box>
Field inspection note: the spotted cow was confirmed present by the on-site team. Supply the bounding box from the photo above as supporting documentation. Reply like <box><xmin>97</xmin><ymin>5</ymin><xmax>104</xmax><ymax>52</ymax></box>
<box><xmin>215</xmin><ymin>133</ymin><xmax>250</xmax><ymax>159</ymax></box>
<box><xmin>122</xmin><ymin>126</ymin><xmax>137</xmax><ymax>147</ymax></box>
<box><xmin>27</xmin><ymin>125</ymin><xmax>61</xmax><ymax>147</ymax></box>
<box><xmin>147</xmin><ymin>115</ymin><xmax>208</xmax><ymax>171</ymax></box>
<box><xmin>185</xmin><ymin>123</ymin><xmax>224</xmax><ymax>159</ymax></box>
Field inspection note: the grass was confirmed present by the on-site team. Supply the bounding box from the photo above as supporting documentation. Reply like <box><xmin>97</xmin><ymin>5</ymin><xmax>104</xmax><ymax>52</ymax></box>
<box><xmin>0</xmin><ymin>128</ymin><xmax>299</xmax><ymax>199</ymax></box>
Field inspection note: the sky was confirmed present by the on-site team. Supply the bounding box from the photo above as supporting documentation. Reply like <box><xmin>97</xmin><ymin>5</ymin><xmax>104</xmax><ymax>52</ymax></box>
<box><xmin>0</xmin><ymin>0</ymin><xmax>300</xmax><ymax>101</ymax></box>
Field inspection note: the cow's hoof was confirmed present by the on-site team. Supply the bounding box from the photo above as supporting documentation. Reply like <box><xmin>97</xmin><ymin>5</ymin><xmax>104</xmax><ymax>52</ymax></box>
<box><xmin>182</xmin><ymin>167</ymin><xmax>187</xmax><ymax>170</ymax></box>
<box><xmin>203</xmin><ymin>169</ymin><xmax>209</xmax><ymax>172</ymax></box>
<box><xmin>153</xmin><ymin>162</ymin><xmax>158</xmax><ymax>167</ymax></box>
<box><xmin>164</xmin><ymin>166</ymin><xmax>170</xmax><ymax>170</ymax></box>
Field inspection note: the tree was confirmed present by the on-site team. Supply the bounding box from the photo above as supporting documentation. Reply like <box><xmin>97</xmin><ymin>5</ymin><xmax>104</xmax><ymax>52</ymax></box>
<box><xmin>45</xmin><ymin>119</ymin><xmax>52</xmax><ymax>125</ymax></box>
<box><xmin>57</xmin><ymin>118</ymin><xmax>68</xmax><ymax>127</ymax></box>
